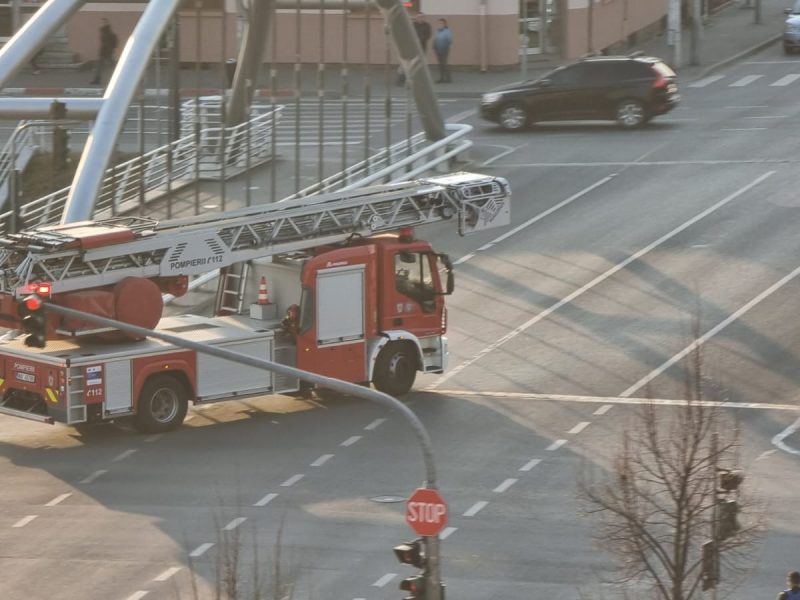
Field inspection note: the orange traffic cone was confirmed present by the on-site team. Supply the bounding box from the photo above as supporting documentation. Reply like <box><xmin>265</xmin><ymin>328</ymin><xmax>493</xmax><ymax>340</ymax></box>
<box><xmin>257</xmin><ymin>277</ymin><xmax>269</xmax><ymax>305</ymax></box>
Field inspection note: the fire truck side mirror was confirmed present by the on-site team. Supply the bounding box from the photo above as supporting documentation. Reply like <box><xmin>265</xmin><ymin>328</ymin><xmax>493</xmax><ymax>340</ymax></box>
<box><xmin>438</xmin><ymin>253</ymin><xmax>454</xmax><ymax>295</ymax></box>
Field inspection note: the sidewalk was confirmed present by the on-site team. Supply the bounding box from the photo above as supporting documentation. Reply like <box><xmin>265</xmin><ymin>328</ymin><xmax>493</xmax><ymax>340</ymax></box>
<box><xmin>0</xmin><ymin>0</ymin><xmax>785</xmax><ymax>101</ymax></box>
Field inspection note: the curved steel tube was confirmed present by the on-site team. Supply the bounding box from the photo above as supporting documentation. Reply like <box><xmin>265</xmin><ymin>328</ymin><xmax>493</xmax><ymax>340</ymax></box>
<box><xmin>61</xmin><ymin>0</ymin><xmax>182</xmax><ymax>224</ymax></box>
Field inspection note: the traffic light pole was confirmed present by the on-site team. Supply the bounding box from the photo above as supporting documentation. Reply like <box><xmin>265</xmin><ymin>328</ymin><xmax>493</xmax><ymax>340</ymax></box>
<box><xmin>40</xmin><ymin>301</ymin><xmax>445</xmax><ymax>600</ymax></box>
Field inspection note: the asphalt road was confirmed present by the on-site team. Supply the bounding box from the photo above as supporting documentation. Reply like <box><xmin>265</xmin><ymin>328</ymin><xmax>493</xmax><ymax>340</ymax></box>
<box><xmin>3</xmin><ymin>43</ymin><xmax>800</xmax><ymax>600</ymax></box>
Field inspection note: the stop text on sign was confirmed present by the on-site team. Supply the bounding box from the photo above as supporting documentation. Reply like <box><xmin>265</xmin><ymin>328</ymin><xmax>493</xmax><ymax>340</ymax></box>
<box><xmin>405</xmin><ymin>487</ymin><xmax>448</xmax><ymax>536</ymax></box>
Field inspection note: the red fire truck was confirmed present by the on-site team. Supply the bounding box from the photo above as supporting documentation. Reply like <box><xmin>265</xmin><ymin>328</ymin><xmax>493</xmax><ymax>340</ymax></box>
<box><xmin>0</xmin><ymin>172</ymin><xmax>510</xmax><ymax>432</ymax></box>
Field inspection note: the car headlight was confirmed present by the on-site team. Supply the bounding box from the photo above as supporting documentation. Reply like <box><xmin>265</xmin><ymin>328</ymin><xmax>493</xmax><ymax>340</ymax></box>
<box><xmin>482</xmin><ymin>92</ymin><xmax>504</xmax><ymax>104</ymax></box>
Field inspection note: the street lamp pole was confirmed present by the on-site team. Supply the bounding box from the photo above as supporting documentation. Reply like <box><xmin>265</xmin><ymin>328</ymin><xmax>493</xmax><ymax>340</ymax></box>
<box><xmin>43</xmin><ymin>302</ymin><xmax>445</xmax><ymax>599</ymax></box>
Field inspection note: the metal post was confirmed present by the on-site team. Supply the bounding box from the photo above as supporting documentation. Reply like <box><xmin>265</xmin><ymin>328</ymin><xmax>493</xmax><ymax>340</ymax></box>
<box><xmin>11</xmin><ymin>0</ymin><xmax>20</xmax><ymax>34</ymax></box>
<box><xmin>317</xmin><ymin>0</ymin><xmax>325</xmax><ymax>185</ymax></box>
<box><xmin>138</xmin><ymin>99</ymin><xmax>145</xmax><ymax>214</ymax></box>
<box><xmin>521</xmin><ymin>1</ymin><xmax>528</xmax><ymax>82</ymax></box>
<box><xmin>340</xmin><ymin>0</ymin><xmax>349</xmax><ymax>182</ymax></box>
<box><xmin>194</xmin><ymin>0</ymin><xmax>202</xmax><ymax>216</ymax></box>
<box><xmin>710</xmin><ymin>431</ymin><xmax>719</xmax><ymax>600</ymax></box>
<box><xmin>668</xmin><ymin>0</ymin><xmax>682</xmax><ymax>68</ymax></box>
<box><xmin>293</xmin><ymin>0</ymin><xmax>301</xmax><ymax>194</ymax></box>
<box><xmin>754</xmin><ymin>0</ymin><xmax>762</xmax><ymax>24</ymax></box>
<box><xmin>9</xmin><ymin>131</ymin><xmax>18</xmax><ymax>234</ymax></box>
<box><xmin>690</xmin><ymin>0</ymin><xmax>702</xmax><ymax>66</ymax></box>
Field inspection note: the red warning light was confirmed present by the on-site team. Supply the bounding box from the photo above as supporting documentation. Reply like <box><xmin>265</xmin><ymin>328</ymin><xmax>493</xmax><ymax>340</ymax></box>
<box><xmin>35</xmin><ymin>282</ymin><xmax>52</xmax><ymax>297</ymax></box>
<box><xmin>24</xmin><ymin>295</ymin><xmax>42</xmax><ymax>311</ymax></box>
<box><xmin>399</xmin><ymin>227</ymin><xmax>415</xmax><ymax>242</ymax></box>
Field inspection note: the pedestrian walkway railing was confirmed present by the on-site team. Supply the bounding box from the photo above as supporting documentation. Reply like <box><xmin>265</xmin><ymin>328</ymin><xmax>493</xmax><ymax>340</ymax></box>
<box><xmin>284</xmin><ymin>122</ymin><xmax>473</xmax><ymax>201</ymax></box>
<box><xmin>0</xmin><ymin>106</ymin><xmax>283</xmax><ymax>235</ymax></box>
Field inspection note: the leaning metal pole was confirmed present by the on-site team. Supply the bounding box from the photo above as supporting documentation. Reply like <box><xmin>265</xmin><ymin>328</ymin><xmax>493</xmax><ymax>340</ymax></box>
<box><xmin>43</xmin><ymin>301</ymin><xmax>444</xmax><ymax>599</ymax></box>
<box><xmin>61</xmin><ymin>0</ymin><xmax>182</xmax><ymax>224</ymax></box>
<box><xmin>371</xmin><ymin>0</ymin><xmax>445</xmax><ymax>141</ymax></box>
<box><xmin>227</xmin><ymin>0</ymin><xmax>273</xmax><ymax>126</ymax></box>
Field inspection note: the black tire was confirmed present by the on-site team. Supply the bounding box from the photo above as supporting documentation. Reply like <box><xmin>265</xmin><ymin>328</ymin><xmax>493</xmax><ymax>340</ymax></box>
<box><xmin>373</xmin><ymin>342</ymin><xmax>417</xmax><ymax>397</ymax></box>
<box><xmin>497</xmin><ymin>102</ymin><xmax>529</xmax><ymax>131</ymax></box>
<box><xmin>615</xmin><ymin>98</ymin><xmax>646</xmax><ymax>129</ymax></box>
<box><xmin>135</xmin><ymin>375</ymin><xmax>189</xmax><ymax>433</ymax></box>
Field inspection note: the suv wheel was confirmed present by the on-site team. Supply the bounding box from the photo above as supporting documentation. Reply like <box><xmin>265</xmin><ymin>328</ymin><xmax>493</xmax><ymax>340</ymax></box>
<box><xmin>616</xmin><ymin>99</ymin><xmax>646</xmax><ymax>129</ymax></box>
<box><xmin>498</xmin><ymin>103</ymin><xmax>528</xmax><ymax>131</ymax></box>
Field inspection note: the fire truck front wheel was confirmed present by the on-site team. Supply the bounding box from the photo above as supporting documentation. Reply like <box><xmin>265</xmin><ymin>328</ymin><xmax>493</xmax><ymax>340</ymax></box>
<box><xmin>135</xmin><ymin>375</ymin><xmax>189</xmax><ymax>433</ymax></box>
<box><xmin>373</xmin><ymin>342</ymin><xmax>417</xmax><ymax>397</ymax></box>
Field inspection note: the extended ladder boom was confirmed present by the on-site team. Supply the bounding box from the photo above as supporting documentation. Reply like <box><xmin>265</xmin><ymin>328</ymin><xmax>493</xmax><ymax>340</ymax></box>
<box><xmin>0</xmin><ymin>172</ymin><xmax>510</xmax><ymax>297</ymax></box>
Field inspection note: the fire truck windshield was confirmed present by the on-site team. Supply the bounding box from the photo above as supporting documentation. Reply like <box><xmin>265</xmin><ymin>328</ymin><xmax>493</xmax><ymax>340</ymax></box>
<box><xmin>394</xmin><ymin>252</ymin><xmax>436</xmax><ymax>307</ymax></box>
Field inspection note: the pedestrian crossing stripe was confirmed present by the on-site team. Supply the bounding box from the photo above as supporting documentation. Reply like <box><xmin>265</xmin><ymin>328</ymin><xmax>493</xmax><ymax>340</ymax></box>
<box><xmin>689</xmin><ymin>73</ymin><xmax>800</xmax><ymax>88</ymax></box>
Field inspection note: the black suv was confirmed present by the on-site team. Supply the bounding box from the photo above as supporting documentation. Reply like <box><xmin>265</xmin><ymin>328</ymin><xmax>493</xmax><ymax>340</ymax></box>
<box><xmin>480</xmin><ymin>54</ymin><xmax>680</xmax><ymax>131</ymax></box>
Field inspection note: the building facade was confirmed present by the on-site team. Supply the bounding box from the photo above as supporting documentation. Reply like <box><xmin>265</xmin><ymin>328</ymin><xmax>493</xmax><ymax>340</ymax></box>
<box><xmin>2</xmin><ymin>0</ymin><xmax>670</xmax><ymax>69</ymax></box>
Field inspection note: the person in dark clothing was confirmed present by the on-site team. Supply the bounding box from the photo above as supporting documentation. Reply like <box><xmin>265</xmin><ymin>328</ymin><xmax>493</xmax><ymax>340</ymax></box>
<box><xmin>90</xmin><ymin>18</ymin><xmax>117</xmax><ymax>85</ymax></box>
<box><xmin>396</xmin><ymin>12</ymin><xmax>433</xmax><ymax>86</ymax></box>
<box><xmin>433</xmin><ymin>18</ymin><xmax>452</xmax><ymax>83</ymax></box>
<box><xmin>413</xmin><ymin>13</ymin><xmax>432</xmax><ymax>52</ymax></box>
<box><xmin>779</xmin><ymin>571</ymin><xmax>800</xmax><ymax>600</ymax></box>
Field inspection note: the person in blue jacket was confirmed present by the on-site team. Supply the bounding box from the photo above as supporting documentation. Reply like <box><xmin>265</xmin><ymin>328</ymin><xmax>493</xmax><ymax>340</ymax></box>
<box><xmin>433</xmin><ymin>18</ymin><xmax>452</xmax><ymax>83</ymax></box>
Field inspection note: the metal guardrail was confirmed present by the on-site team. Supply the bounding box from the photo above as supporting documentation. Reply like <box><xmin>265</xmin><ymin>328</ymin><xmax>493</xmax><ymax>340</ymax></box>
<box><xmin>0</xmin><ymin>106</ymin><xmax>283</xmax><ymax>235</ymax></box>
<box><xmin>284</xmin><ymin>123</ymin><xmax>473</xmax><ymax>201</ymax></box>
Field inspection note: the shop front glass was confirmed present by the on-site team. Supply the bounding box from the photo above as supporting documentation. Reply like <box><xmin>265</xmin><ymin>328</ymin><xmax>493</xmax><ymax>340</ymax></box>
<box><xmin>519</xmin><ymin>0</ymin><xmax>560</xmax><ymax>56</ymax></box>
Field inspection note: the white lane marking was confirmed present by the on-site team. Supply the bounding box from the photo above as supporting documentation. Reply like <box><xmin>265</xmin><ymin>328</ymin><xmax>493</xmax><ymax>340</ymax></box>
<box><xmin>722</xmin><ymin>105</ymin><xmax>768</xmax><ymax>108</ymax></box>
<box><xmin>454</xmin><ymin>175</ymin><xmax>613</xmax><ymax>266</ymax></box>
<box><xmin>499</xmin><ymin>159</ymin><xmax>795</xmax><ymax>167</ymax></box>
<box><xmin>493</xmin><ymin>478</ymin><xmax>518</xmax><ymax>493</ymax></box>
<box><xmin>437</xmin><ymin>389</ymin><xmax>800</xmax><ymax>412</ymax></box>
<box><xmin>721</xmin><ymin>127</ymin><xmax>767</xmax><ymax>131</ymax></box>
<box><xmin>144</xmin><ymin>434</ymin><xmax>162</xmax><ymax>443</ymax></box>
<box><xmin>12</xmin><ymin>515</ymin><xmax>37</xmax><ymax>528</ymax></box>
<box><xmin>463</xmin><ymin>500</ymin><xmax>489</xmax><ymax>517</ymax></box>
<box><xmin>432</xmin><ymin>171</ymin><xmax>774</xmax><ymax>388</ymax></box>
<box><xmin>569</xmin><ymin>421</ymin><xmax>591</xmax><ymax>435</ymax></box>
<box><xmin>124</xmin><ymin>592</ymin><xmax>149</xmax><ymax>600</ymax></box>
<box><xmin>253</xmin><ymin>492</ymin><xmax>278</xmax><ymax>507</ymax></box>
<box><xmin>440</xmin><ymin>526</ymin><xmax>458</xmax><ymax>540</ymax></box>
<box><xmin>448</xmin><ymin>107</ymin><xmax>477</xmax><ymax>122</ymax></box>
<box><xmin>153</xmin><ymin>567</ymin><xmax>182</xmax><ymax>582</ymax></box>
<box><xmin>689</xmin><ymin>75</ymin><xmax>725</xmax><ymax>87</ymax></box>
<box><xmin>112</xmin><ymin>449</ymin><xmax>138</xmax><ymax>462</ymax></box>
<box><xmin>280</xmin><ymin>474</ymin><xmax>304</xmax><ymax>487</ymax></box>
<box><xmin>757</xmin><ymin>449</ymin><xmax>778</xmax><ymax>460</ymax></box>
<box><xmin>729</xmin><ymin>75</ymin><xmax>763</xmax><ymax>87</ymax></box>
<box><xmin>223</xmin><ymin>517</ymin><xmax>247</xmax><ymax>531</ymax></box>
<box><xmin>372</xmin><ymin>573</ymin><xmax>397</xmax><ymax>587</ymax></box>
<box><xmin>480</xmin><ymin>143</ymin><xmax>528</xmax><ymax>167</ymax></box>
<box><xmin>311</xmin><ymin>454</ymin><xmax>334</xmax><ymax>467</ymax></box>
<box><xmin>189</xmin><ymin>542</ymin><xmax>214</xmax><ymax>557</ymax></box>
<box><xmin>520</xmin><ymin>458</ymin><xmax>542</xmax><ymax>472</ymax></box>
<box><xmin>743</xmin><ymin>115</ymin><xmax>785</xmax><ymax>119</ymax></box>
<box><xmin>80</xmin><ymin>469</ymin><xmax>108</xmax><ymax>484</ymax></box>
<box><xmin>772</xmin><ymin>74</ymin><xmax>800</xmax><ymax>86</ymax></box>
<box><xmin>772</xmin><ymin>416</ymin><xmax>800</xmax><ymax>456</ymax></box>
<box><xmin>364</xmin><ymin>418</ymin><xmax>386</xmax><ymax>430</ymax></box>
<box><xmin>594</xmin><ymin>404</ymin><xmax>613</xmax><ymax>415</ymax></box>
<box><xmin>622</xmin><ymin>261</ymin><xmax>800</xmax><ymax>398</ymax></box>
<box><xmin>341</xmin><ymin>435</ymin><xmax>361</xmax><ymax>447</ymax></box>
<box><xmin>546</xmin><ymin>439</ymin><xmax>567</xmax><ymax>451</ymax></box>
<box><xmin>45</xmin><ymin>493</ymin><xmax>71</xmax><ymax>507</ymax></box>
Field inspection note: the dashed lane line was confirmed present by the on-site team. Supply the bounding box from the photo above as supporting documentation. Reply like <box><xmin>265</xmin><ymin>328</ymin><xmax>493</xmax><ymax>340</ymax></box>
<box><xmin>493</xmin><ymin>478</ymin><xmax>518</xmax><ymax>493</ymax></box>
<box><xmin>280</xmin><ymin>474</ymin><xmax>305</xmax><ymax>487</ymax></box>
<box><xmin>594</xmin><ymin>404</ymin><xmax>613</xmax><ymax>416</ymax></box>
<box><xmin>189</xmin><ymin>543</ymin><xmax>214</xmax><ymax>558</ymax></box>
<box><xmin>372</xmin><ymin>573</ymin><xmax>397</xmax><ymax>587</ymax></box>
<box><xmin>311</xmin><ymin>454</ymin><xmax>334</xmax><ymax>467</ymax></box>
<box><xmin>222</xmin><ymin>517</ymin><xmax>247</xmax><ymax>531</ymax></box>
<box><xmin>364</xmin><ymin>418</ymin><xmax>387</xmax><ymax>430</ymax></box>
<box><xmin>440</xmin><ymin>526</ymin><xmax>458</xmax><ymax>540</ymax></box>
<box><xmin>340</xmin><ymin>435</ymin><xmax>362</xmax><ymax>447</ymax></box>
<box><xmin>45</xmin><ymin>493</ymin><xmax>71</xmax><ymax>507</ymax></box>
<box><xmin>153</xmin><ymin>567</ymin><xmax>182</xmax><ymax>582</ymax></box>
<box><xmin>520</xmin><ymin>458</ymin><xmax>542</xmax><ymax>472</ymax></box>
<box><xmin>112</xmin><ymin>449</ymin><xmax>138</xmax><ymax>462</ymax></box>
<box><xmin>431</xmin><ymin>171</ymin><xmax>775</xmax><ymax>388</ymax></box>
<box><xmin>253</xmin><ymin>492</ymin><xmax>278</xmax><ymax>507</ymax></box>
<box><xmin>12</xmin><ymin>515</ymin><xmax>37</xmax><ymax>528</ymax></box>
<box><xmin>124</xmin><ymin>592</ymin><xmax>149</xmax><ymax>600</ymax></box>
<box><xmin>568</xmin><ymin>422</ymin><xmax>591</xmax><ymax>435</ymax></box>
<box><xmin>80</xmin><ymin>469</ymin><xmax>108</xmax><ymax>484</ymax></box>
<box><xmin>546</xmin><ymin>439</ymin><xmax>567</xmax><ymax>451</ymax></box>
<box><xmin>463</xmin><ymin>500</ymin><xmax>489</xmax><ymax>517</ymax></box>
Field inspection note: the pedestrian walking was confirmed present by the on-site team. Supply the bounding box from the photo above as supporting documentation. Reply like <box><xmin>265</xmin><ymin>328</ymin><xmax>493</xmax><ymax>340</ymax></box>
<box><xmin>778</xmin><ymin>571</ymin><xmax>800</xmax><ymax>600</ymax></box>
<box><xmin>433</xmin><ymin>18</ymin><xmax>452</xmax><ymax>83</ymax></box>
<box><xmin>90</xmin><ymin>18</ymin><xmax>118</xmax><ymax>85</ymax></box>
<box><xmin>396</xmin><ymin>12</ymin><xmax>433</xmax><ymax>86</ymax></box>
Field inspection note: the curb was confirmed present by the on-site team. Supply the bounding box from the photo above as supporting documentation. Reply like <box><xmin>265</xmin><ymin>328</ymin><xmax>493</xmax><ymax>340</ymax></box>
<box><xmin>694</xmin><ymin>33</ymin><xmax>782</xmax><ymax>80</ymax></box>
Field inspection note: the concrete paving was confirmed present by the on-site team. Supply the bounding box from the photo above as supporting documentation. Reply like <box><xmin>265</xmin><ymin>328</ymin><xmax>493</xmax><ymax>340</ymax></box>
<box><xmin>0</xmin><ymin>0</ymin><xmax>788</xmax><ymax>100</ymax></box>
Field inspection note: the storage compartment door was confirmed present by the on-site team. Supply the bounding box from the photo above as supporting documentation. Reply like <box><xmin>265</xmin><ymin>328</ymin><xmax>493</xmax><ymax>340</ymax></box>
<box><xmin>196</xmin><ymin>339</ymin><xmax>273</xmax><ymax>399</ymax></box>
<box><xmin>317</xmin><ymin>267</ymin><xmax>365</xmax><ymax>345</ymax></box>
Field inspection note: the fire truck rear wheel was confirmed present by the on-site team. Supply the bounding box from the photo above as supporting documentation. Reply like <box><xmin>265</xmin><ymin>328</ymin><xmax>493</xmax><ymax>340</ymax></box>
<box><xmin>135</xmin><ymin>375</ymin><xmax>189</xmax><ymax>433</ymax></box>
<box><xmin>373</xmin><ymin>342</ymin><xmax>417</xmax><ymax>397</ymax></box>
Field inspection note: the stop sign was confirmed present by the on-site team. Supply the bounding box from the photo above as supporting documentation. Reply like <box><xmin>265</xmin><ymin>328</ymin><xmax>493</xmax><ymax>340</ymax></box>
<box><xmin>406</xmin><ymin>487</ymin><xmax>448</xmax><ymax>536</ymax></box>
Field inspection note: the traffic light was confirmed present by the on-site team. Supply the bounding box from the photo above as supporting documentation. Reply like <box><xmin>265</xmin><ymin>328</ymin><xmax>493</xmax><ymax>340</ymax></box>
<box><xmin>400</xmin><ymin>574</ymin><xmax>425</xmax><ymax>600</ymax></box>
<box><xmin>719</xmin><ymin>469</ymin><xmax>744</xmax><ymax>492</ymax></box>
<box><xmin>52</xmin><ymin>126</ymin><xmax>70</xmax><ymax>171</ymax></box>
<box><xmin>18</xmin><ymin>294</ymin><xmax>47</xmax><ymax>348</ymax></box>
<box><xmin>394</xmin><ymin>538</ymin><xmax>425</xmax><ymax>569</ymax></box>
<box><xmin>716</xmin><ymin>499</ymin><xmax>740</xmax><ymax>541</ymax></box>
<box><xmin>701</xmin><ymin>540</ymin><xmax>718</xmax><ymax>591</ymax></box>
